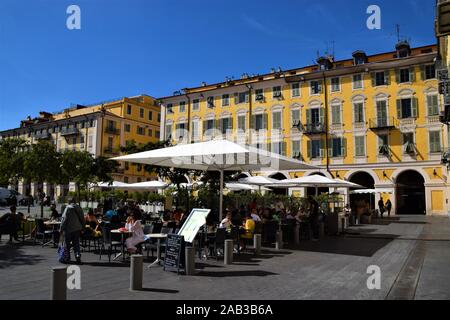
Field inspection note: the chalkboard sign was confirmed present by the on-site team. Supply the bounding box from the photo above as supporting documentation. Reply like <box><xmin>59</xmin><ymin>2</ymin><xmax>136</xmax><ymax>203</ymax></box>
<box><xmin>163</xmin><ymin>234</ymin><xmax>185</xmax><ymax>274</ymax></box>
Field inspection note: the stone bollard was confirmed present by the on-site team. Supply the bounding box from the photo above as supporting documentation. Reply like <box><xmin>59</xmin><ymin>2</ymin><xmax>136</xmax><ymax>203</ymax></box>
<box><xmin>275</xmin><ymin>231</ymin><xmax>283</xmax><ymax>250</ymax></box>
<box><xmin>341</xmin><ymin>217</ymin><xmax>346</xmax><ymax>234</ymax></box>
<box><xmin>185</xmin><ymin>247</ymin><xmax>196</xmax><ymax>275</ymax></box>
<box><xmin>294</xmin><ymin>224</ymin><xmax>300</xmax><ymax>245</ymax></box>
<box><xmin>253</xmin><ymin>234</ymin><xmax>262</xmax><ymax>255</ymax></box>
<box><xmin>130</xmin><ymin>255</ymin><xmax>143</xmax><ymax>291</ymax></box>
<box><xmin>224</xmin><ymin>240</ymin><xmax>233</xmax><ymax>265</ymax></box>
<box><xmin>51</xmin><ymin>266</ymin><xmax>67</xmax><ymax>300</ymax></box>
<box><xmin>319</xmin><ymin>222</ymin><xmax>325</xmax><ymax>239</ymax></box>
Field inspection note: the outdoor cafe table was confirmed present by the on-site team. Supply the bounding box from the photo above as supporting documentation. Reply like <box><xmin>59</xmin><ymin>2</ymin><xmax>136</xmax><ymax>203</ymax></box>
<box><xmin>111</xmin><ymin>229</ymin><xmax>132</xmax><ymax>262</ymax></box>
<box><xmin>145</xmin><ymin>233</ymin><xmax>167</xmax><ymax>268</ymax></box>
<box><xmin>43</xmin><ymin>220</ymin><xmax>61</xmax><ymax>248</ymax></box>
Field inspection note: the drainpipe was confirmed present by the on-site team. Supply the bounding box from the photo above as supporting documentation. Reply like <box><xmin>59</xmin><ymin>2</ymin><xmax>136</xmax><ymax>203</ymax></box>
<box><xmin>184</xmin><ymin>92</ymin><xmax>191</xmax><ymax>144</ymax></box>
<box><xmin>322</xmin><ymin>72</ymin><xmax>333</xmax><ymax>178</ymax></box>
<box><xmin>246</xmin><ymin>84</ymin><xmax>253</xmax><ymax>145</ymax></box>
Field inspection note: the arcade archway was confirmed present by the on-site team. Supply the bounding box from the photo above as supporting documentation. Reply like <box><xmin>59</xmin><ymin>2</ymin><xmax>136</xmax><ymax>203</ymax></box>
<box><xmin>349</xmin><ymin>171</ymin><xmax>375</xmax><ymax>211</ymax></box>
<box><xmin>396</xmin><ymin>170</ymin><xmax>425</xmax><ymax>215</ymax></box>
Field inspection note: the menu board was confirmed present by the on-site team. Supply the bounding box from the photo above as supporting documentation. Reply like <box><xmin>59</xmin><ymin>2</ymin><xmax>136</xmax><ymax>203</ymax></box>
<box><xmin>177</xmin><ymin>208</ymin><xmax>211</xmax><ymax>243</ymax></box>
<box><xmin>163</xmin><ymin>234</ymin><xmax>185</xmax><ymax>273</ymax></box>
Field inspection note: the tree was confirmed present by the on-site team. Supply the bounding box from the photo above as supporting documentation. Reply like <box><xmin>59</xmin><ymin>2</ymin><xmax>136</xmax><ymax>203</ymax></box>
<box><xmin>60</xmin><ymin>150</ymin><xmax>94</xmax><ymax>203</ymax></box>
<box><xmin>92</xmin><ymin>156</ymin><xmax>119</xmax><ymax>184</ymax></box>
<box><xmin>23</xmin><ymin>141</ymin><xmax>61</xmax><ymax>216</ymax></box>
<box><xmin>0</xmin><ymin>138</ymin><xmax>28</xmax><ymax>187</ymax></box>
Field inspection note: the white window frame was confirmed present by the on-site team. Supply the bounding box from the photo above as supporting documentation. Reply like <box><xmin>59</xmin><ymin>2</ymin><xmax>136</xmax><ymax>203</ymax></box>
<box><xmin>291</xmin><ymin>83</ymin><xmax>301</xmax><ymax>97</ymax></box>
<box><xmin>310</xmin><ymin>80</ymin><xmax>321</xmax><ymax>96</ymax></box>
<box><xmin>352</xmin><ymin>74</ymin><xmax>364</xmax><ymax>90</ymax></box>
<box><xmin>179</xmin><ymin>101</ymin><xmax>186</xmax><ymax>113</ymax></box>
<box><xmin>354</xmin><ymin>135</ymin><xmax>366</xmax><ymax>157</ymax></box>
<box><xmin>192</xmin><ymin>99</ymin><xmax>200</xmax><ymax>111</ymax></box>
<box><xmin>222</xmin><ymin>94</ymin><xmax>230</xmax><ymax>107</ymax></box>
<box><xmin>330</xmin><ymin>77</ymin><xmax>341</xmax><ymax>92</ymax></box>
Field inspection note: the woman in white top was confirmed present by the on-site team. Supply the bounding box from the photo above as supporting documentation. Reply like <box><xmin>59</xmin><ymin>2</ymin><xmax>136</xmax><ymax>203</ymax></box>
<box><xmin>125</xmin><ymin>213</ymin><xmax>145</xmax><ymax>254</ymax></box>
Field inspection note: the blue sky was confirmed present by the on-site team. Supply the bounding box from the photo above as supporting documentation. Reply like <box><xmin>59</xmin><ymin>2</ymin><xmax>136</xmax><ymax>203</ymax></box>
<box><xmin>0</xmin><ymin>0</ymin><xmax>436</xmax><ymax>130</ymax></box>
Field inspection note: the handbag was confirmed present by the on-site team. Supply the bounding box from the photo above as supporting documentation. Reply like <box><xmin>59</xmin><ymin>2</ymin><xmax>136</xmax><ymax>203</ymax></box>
<box><xmin>57</xmin><ymin>236</ymin><xmax>70</xmax><ymax>263</ymax></box>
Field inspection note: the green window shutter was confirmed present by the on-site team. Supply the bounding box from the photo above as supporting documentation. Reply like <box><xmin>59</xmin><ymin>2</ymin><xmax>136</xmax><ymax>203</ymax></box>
<box><xmin>328</xmin><ymin>138</ymin><xmax>333</xmax><ymax>158</ymax></box>
<box><xmin>263</xmin><ymin>113</ymin><xmax>268</xmax><ymax>129</ymax></box>
<box><xmin>427</xmin><ymin>96</ymin><xmax>433</xmax><ymax>116</ymax></box>
<box><xmin>332</xmin><ymin>105</ymin><xmax>341</xmax><ymax>124</ymax></box>
<box><xmin>342</xmin><ymin>137</ymin><xmax>347</xmax><ymax>157</ymax></box>
<box><xmin>218</xmin><ymin>119</ymin><xmax>223</xmax><ymax>133</ymax></box>
<box><xmin>420</xmin><ymin>65</ymin><xmax>426</xmax><ymax>81</ymax></box>
<box><xmin>251</xmin><ymin>115</ymin><xmax>256</xmax><ymax>130</ymax></box>
<box><xmin>409</xmin><ymin>67</ymin><xmax>415</xmax><ymax>82</ymax></box>
<box><xmin>395</xmin><ymin>69</ymin><xmax>400</xmax><ymax>83</ymax></box>
<box><xmin>307</xmin><ymin>140</ymin><xmax>311</xmax><ymax>158</ymax></box>
<box><xmin>319</xmin><ymin>108</ymin><xmax>325</xmax><ymax>124</ymax></box>
<box><xmin>371</xmin><ymin>73</ymin><xmax>376</xmax><ymax>87</ymax></box>
<box><xmin>318</xmin><ymin>80</ymin><xmax>323</xmax><ymax>93</ymax></box>
<box><xmin>306</xmin><ymin>109</ymin><xmax>311</xmax><ymax>125</ymax></box>
<box><xmin>384</xmin><ymin>71</ymin><xmax>390</xmax><ymax>85</ymax></box>
<box><xmin>245</xmin><ymin>93</ymin><xmax>249</xmax><ymax>103</ymax></box>
<box><xmin>412</xmin><ymin>98</ymin><xmax>418</xmax><ymax>118</ymax></box>
<box><xmin>281</xmin><ymin>142</ymin><xmax>287</xmax><ymax>156</ymax></box>
<box><xmin>202</xmin><ymin>120</ymin><xmax>207</xmax><ymax>134</ymax></box>
<box><xmin>234</xmin><ymin>93</ymin><xmax>238</xmax><ymax>105</ymax></box>
<box><xmin>396</xmin><ymin>99</ymin><xmax>402</xmax><ymax>119</ymax></box>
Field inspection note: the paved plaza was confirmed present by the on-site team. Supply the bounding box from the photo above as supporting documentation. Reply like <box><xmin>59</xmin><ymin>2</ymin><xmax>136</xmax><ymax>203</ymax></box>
<box><xmin>1</xmin><ymin>214</ymin><xmax>450</xmax><ymax>300</ymax></box>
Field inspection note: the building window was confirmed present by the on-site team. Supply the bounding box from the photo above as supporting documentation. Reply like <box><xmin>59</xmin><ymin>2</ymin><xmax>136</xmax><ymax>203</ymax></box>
<box><xmin>222</xmin><ymin>94</ymin><xmax>230</xmax><ymax>107</ymax></box>
<box><xmin>148</xmin><ymin>111</ymin><xmax>153</xmax><ymax>121</ymax></box>
<box><xmin>353</xmin><ymin>102</ymin><xmax>364</xmax><ymax>123</ymax></box>
<box><xmin>127</xmin><ymin>104</ymin><xmax>132</xmax><ymax>115</ymax></box>
<box><xmin>124</xmin><ymin>177</ymin><xmax>129</xmax><ymax>183</ymax></box>
<box><xmin>353</xmin><ymin>74</ymin><xmax>363</xmax><ymax>89</ymax></box>
<box><xmin>308</xmin><ymin>140</ymin><xmax>322</xmax><ymax>159</ymax></box>
<box><xmin>254</xmin><ymin>114</ymin><xmax>267</xmax><ymax>131</ymax></box>
<box><xmin>272</xmin><ymin>111</ymin><xmax>282</xmax><ymax>130</ymax></box>
<box><xmin>157</xmin><ymin>113</ymin><xmax>161</xmax><ymax>122</ymax></box>
<box><xmin>137</xmin><ymin>164</ymin><xmax>142</xmax><ymax>172</ymax></box>
<box><xmin>427</xmin><ymin>94</ymin><xmax>439</xmax><ymax>116</ymax></box>
<box><xmin>175</xmin><ymin>123</ymin><xmax>186</xmax><ymax>139</ymax></box>
<box><xmin>397</xmin><ymin>68</ymin><xmax>414</xmax><ymax>83</ymax></box>
<box><xmin>179</xmin><ymin>101</ymin><xmax>186</xmax><ymax>113</ymax></box>
<box><xmin>291</xmin><ymin>109</ymin><xmax>301</xmax><ymax>128</ymax></box>
<box><xmin>237</xmin><ymin>92</ymin><xmax>249</xmax><ymax>104</ymax></box>
<box><xmin>219</xmin><ymin>118</ymin><xmax>232</xmax><ymax>134</ymax></box>
<box><xmin>156</xmin><ymin>131</ymin><xmax>160</xmax><ymax>139</ymax></box>
<box><xmin>291</xmin><ymin>83</ymin><xmax>300</xmax><ymax>97</ymax></box>
<box><xmin>306</xmin><ymin>108</ymin><xmax>324</xmax><ymax>126</ymax></box>
<box><xmin>125</xmin><ymin>162</ymin><xmax>129</xmax><ymax>170</ymax></box>
<box><xmin>191</xmin><ymin>121</ymin><xmax>199</xmax><ymax>140</ymax></box>
<box><xmin>80</xmin><ymin>135</ymin><xmax>85</xmax><ymax>146</ymax></box>
<box><xmin>429</xmin><ymin>131</ymin><xmax>442</xmax><ymax>153</ymax></box>
<box><xmin>292</xmin><ymin>140</ymin><xmax>301</xmax><ymax>158</ymax></box>
<box><xmin>310</xmin><ymin>80</ymin><xmax>322</xmax><ymax>95</ymax></box>
<box><xmin>139</xmin><ymin>108</ymin><xmax>144</xmax><ymax>118</ymax></box>
<box><xmin>167</xmin><ymin>103</ymin><xmax>173</xmax><ymax>114</ymax></box>
<box><xmin>137</xmin><ymin>126</ymin><xmax>145</xmax><ymax>135</ymax></box>
<box><xmin>237</xmin><ymin>115</ymin><xmax>246</xmax><ymax>131</ymax></box>
<box><xmin>107</xmin><ymin>137</ymin><xmax>113</xmax><ymax>150</ymax></box>
<box><xmin>355</xmin><ymin>136</ymin><xmax>365</xmax><ymax>156</ymax></box>
<box><xmin>272</xmin><ymin>86</ymin><xmax>282</xmax><ymax>99</ymax></box>
<box><xmin>165</xmin><ymin>124</ymin><xmax>172</xmax><ymax>139</ymax></box>
<box><xmin>271</xmin><ymin>142</ymin><xmax>286</xmax><ymax>155</ymax></box>
<box><xmin>424</xmin><ymin>64</ymin><xmax>436</xmax><ymax>80</ymax></box>
<box><xmin>207</xmin><ymin>97</ymin><xmax>215</xmax><ymax>108</ymax></box>
<box><xmin>331</xmin><ymin>77</ymin><xmax>340</xmax><ymax>92</ymax></box>
<box><xmin>376</xmin><ymin>100</ymin><xmax>388</xmax><ymax>126</ymax></box>
<box><xmin>255</xmin><ymin>89</ymin><xmax>264</xmax><ymax>102</ymax></box>
<box><xmin>373</xmin><ymin>71</ymin><xmax>389</xmax><ymax>86</ymax></box>
<box><xmin>148</xmin><ymin>129</ymin><xmax>152</xmax><ymax>137</ymax></box>
<box><xmin>403</xmin><ymin>132</ymin><xmax>415</xmax><ymax>154</ymax></box>
<box><xmin>331</xmin><ymin>137</ymin><xmax>345</xmax><ymax>158</ymax></box>
<box><xmin>125</xmin><ymin>124</ymin><xmax>131</xmax><ymax>132</ymax></box>
<box><xmin>331</xmin><ymin>104</ymin><xmax>341</xmax><ymax>125</ymax></box>
<box><xmin>193</xmin><ymin>99</ymin><xmax>200</xmax><ymax>111</ymax></box>
<box><xmin>204</xmin><ymin>119</ymin><xmax>215</xmax><ymax>136</ymax></box>
<box><xmin>397</xmin><ymin>98</ymin><xmax>418</xmax><ymax>119</ymax></box>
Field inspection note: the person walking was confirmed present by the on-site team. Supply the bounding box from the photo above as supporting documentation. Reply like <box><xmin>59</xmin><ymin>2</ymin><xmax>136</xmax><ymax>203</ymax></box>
<box><xmin>308</xmin><ymin>196</ymin><xmax>320</xmax><ymax>241</ymax></box>
<box><xmin>378</xmin><ymin>197</ymin><xmax>385</xmax><ymax>218</ymax></box>
<box><xmin>60</xmin><ymin>198</ymin><xmax>85</xmax><ymax>264</ymax></box>
<box><xmin>385</xmin><ymin>199</ymin><xmax>392</xmax><ymax>217</ymax></box>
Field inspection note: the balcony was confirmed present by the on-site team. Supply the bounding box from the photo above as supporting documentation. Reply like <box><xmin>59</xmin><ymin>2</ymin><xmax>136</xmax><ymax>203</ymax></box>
<box><xmin>33</xmin><ymin>131</ymin><xmax>51</xmax><ymax>140</ymax></box>
<box><xmin>60</xmin><ymin>127</ymin><xmax>79</xmax><ymax>136</ymax></box>
<box><xmin>103</xmin><ymin>147</ymin><xmax>120</xmax><ymax>156</ymax></box>
<box><xmin>369</xmin><ymin>117</ymin><xmax>397</xmax><ymax>131</ymax></box>
<box><xmin>105</xmin><ymin>127</ymin><xmax>121</xmax><ymax>135</ymax></box>
<box><xmin>302</xmin><ymin>123</ymin><xmax>326</xmax><ymax>135</ymax></box>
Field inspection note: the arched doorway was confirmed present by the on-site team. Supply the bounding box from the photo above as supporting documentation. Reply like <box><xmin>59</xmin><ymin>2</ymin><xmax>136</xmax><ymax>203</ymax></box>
<box><xmin>396</xmin><ymin>170</ymin><xmax>425</xmax><ymax>215</ymax></box>
<box><xmin>306</xmin><ymin>172</ymin><xmax>329</xmax><ymax>197</ymax></box>
<box><xmin>349</xmin><ymin>171</ymin><xmax>375</xmax><ymax>212</ymax></box>
<box><xmin>269</xmin><ymin>172</ymin><xmax>288</xmax><ymax>195</ymax></box>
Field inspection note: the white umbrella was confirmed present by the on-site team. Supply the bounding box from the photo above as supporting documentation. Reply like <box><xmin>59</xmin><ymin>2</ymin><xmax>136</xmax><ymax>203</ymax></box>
<box><xmin>226</xmin><ymin>183</ymin><xmax>256</xmax><ymax>192</ymax></box>
<box><xmin>92</xmin><ymin>181</ymin><xmax>131</xmax><ymax>188</ymax></box>
<box><xmin>273</xmin><ymin>174</ymin><xmax>357</xmax><ymax>195</ymax></box>
<box><xmin>350</xmin><ymin>189</ymin><xmax>393</xmax><ymax>194</ymax></box>
<box><xmin>112</xmin><ymin>139</ymin><xmax>317</xmax><ymax>219</ymax></box>
<box><xmin>126</xmin><ymin>181</ymin><xmax>168</xmax><ymax>190</ymax></box>
<box><xmin>238</xmin><ymin>176</ymin><xmax>280</xmax><ymax>192</ymax></box>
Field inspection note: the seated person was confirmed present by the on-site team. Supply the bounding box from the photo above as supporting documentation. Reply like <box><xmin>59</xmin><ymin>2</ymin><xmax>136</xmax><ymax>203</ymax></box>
<box><xmin>250</xmin><ymin>208</ymin><xmax>262</xmax><ymax>222</ymax></box>
<box><xmin>239</xmin><ymin>212</ymin><xmax>255</xmax><ymax>250</ymax></box>
<box><xmin>0</xmin><ymin>206</ymin><xmax>24</xmax><ymax>241</ymax></box>
<box><xmin>125</xmin><ymin>212</ymin><xmax>145</xmax><ymax>254</ymax></box>
<box><xmin>85</xmin><ymin>209</ymin><xmax>101</xmax><ymax>237</ymax></box>
<box><xmin>231</xmin><ymin>210</ymin><xmax>243</xmax><ymax>226</ymax></box>
<box><xmin>262</xmin><ymin>208</ymin><xmax>272</xmax><ymax>223</ymax></box>
<box><xmin>219</xmin><ymin>211</ymin><xmax>233</xmax><ymax>229</ymax></box>
<box><xmin>50</xmin><ymin>204</ymin><xmax>60</xmax><ymax>220</ymax></box>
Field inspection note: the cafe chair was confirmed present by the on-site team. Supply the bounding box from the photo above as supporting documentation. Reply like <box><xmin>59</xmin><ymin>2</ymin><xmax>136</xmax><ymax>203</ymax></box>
<box><xmin>99</xmin><ymin>227</ymin><xmax>121</xmax><ymax>263</ymax></box>
<box><xmin>34</xmin><ymin>219</ymin><xmax>53</xmax><ymax>246</ymax></box>
<box><xmin>208</xmin><ymin>228</ymin><xmax>226</xmax><ymax>260</ymax></box>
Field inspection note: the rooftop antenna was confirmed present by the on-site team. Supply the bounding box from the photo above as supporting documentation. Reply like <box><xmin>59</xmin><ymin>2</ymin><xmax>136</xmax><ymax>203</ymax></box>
<box><xmin>396</xmin><ymin>24</ymin><xmax>401</xmax><ymax>42</ymax></box>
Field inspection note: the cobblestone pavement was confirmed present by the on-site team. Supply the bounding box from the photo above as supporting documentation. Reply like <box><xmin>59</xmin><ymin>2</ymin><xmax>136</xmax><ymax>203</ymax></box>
<box><xmin>1</xmin><ymin>215</ymin><xmax>449</xmax><ymax>300</ymax></box>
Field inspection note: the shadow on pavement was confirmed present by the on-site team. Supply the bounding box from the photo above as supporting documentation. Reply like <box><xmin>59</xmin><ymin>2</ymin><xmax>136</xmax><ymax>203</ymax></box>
<box><xmin>196</xmin><ymin>270</ymin><xmax>278</xmax><ymax>277</ymax></box>
<box><xmin>0</xmin><ymin>244</ymin><xmax>44</xmax><ymax>268</ymax></box>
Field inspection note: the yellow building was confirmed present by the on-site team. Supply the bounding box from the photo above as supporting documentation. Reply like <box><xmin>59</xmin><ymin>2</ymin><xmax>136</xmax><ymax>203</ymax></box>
<box><xmin>0</xmin><ymin>95</ymin><xmax>161</xmax><ymax>198</ymax></box>
<box><xmin>161</xmin><ymin>42</ymin><xmax>448</xmax><ymax>216</ymax></box>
